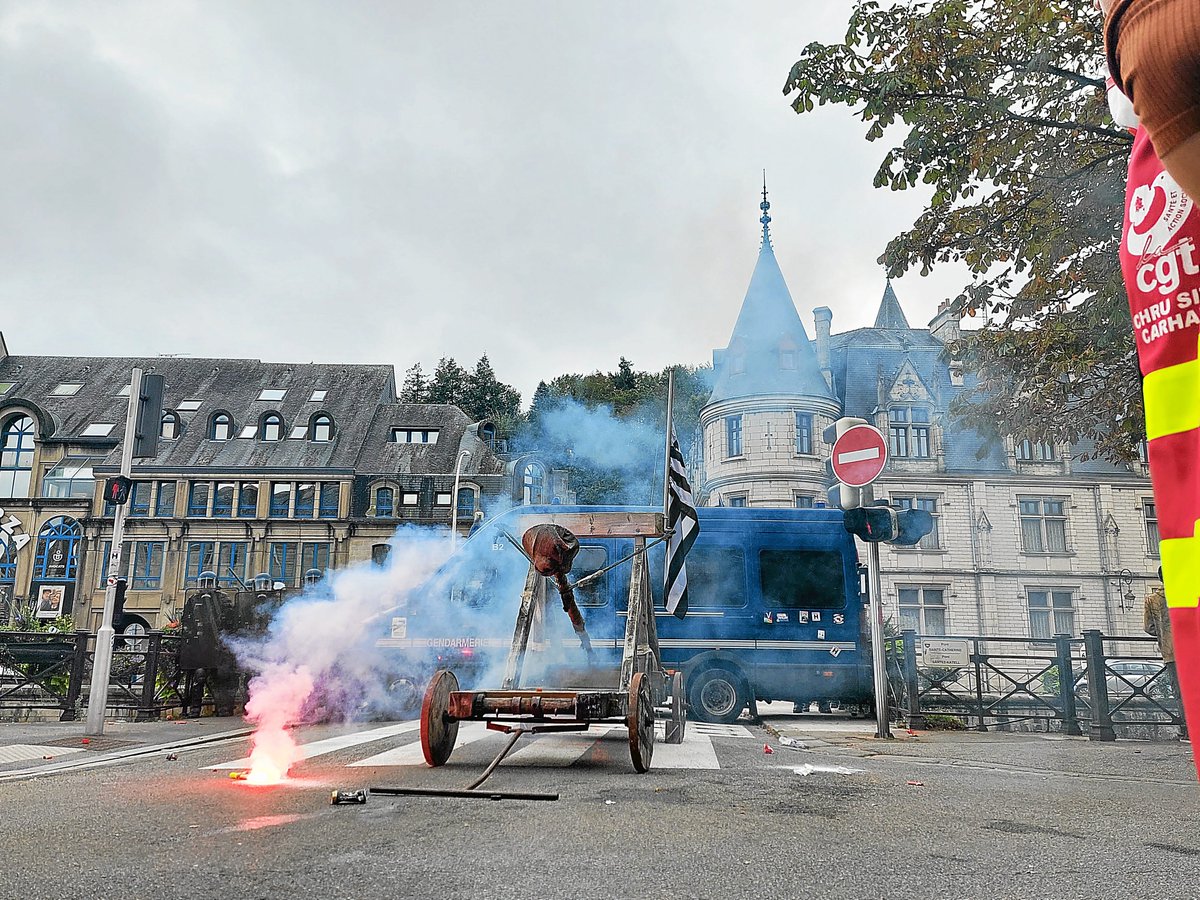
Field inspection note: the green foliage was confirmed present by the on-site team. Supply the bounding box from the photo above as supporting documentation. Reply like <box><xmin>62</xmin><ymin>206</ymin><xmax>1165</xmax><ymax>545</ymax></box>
<box><xmin>515</xmin><ymin>361</ymin><xmax>713</xmax><ymax>504</ymax></box>
<box><xmin>923</xmin><ymin>713</ymin><xmax>967</xmax><ymax>730</ymax></box>
<box><xmin>408</xmin><ymin>355</ymin><xmax>524</xmax><ymax>434</ymax></box>
<box><xmin>783</xmin><ymin>1</ymin><xmax>1140</xmax><ymax>462</ymax></box>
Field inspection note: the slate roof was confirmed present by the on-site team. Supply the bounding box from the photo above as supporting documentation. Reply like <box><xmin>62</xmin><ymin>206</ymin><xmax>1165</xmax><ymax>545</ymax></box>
<box><xmin>0</xmin><ymin>352</ymin><xmax>395</xmax><ymax>473</ymax></box>
<box><xmin>873</xmin><ymin>281</ymin><xmax>911</xmax><ymax>329</ymax></box>
<box><xmin>708</xmin><ymin>220</ymin><xmax>835</xmax><ymax>405</ymax></box>
<box><xmin>356</xmin><ymin>403</ymin><xmax>508</xmax><ymax>476</ymax></box>
<box><xmin>829</xmin><ymin>295</ymin><xmax>1139</xmax><ymax>477</ymax></box>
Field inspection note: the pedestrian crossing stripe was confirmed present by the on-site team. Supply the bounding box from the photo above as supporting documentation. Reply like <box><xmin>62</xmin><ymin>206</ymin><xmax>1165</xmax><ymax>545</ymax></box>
<box><xmin>207</xmin><ymin>718</ymin><xmax>755</xmax><ymax>772</ymax></box>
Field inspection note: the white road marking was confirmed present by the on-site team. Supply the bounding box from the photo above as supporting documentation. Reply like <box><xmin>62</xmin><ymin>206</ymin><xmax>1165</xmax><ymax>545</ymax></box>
<box><xmin>687</xmin><ymin>723</ymin><xmax>754</xmax><ymax>739</ymax></box>
<box><xmin>206</xmin><ymin>720</ymin><xmax>420</xmax><ymax>770</ymax></box>
<box><xmin>0</xmin><ymin>744</ymin><xmax>85</xmax><ymax>766</ymax></box>
<box><xmin>503</xmin><ymin>725</ymin><xmax>620</xmax><ymax>767</ymax></box>
<box><xmin>837</xmin><ymin>447</ymin><xmax>880</xmax><ymax>465</ymax></box>
<box><xmin>650</xmin><ymin>729</ymin><xmax>719</xmax><ymax>769</ymax></box>
<box><xmin>348</xmin><ymin>721</ymin><xmax>492</xmax><ymax>767</ymax></box>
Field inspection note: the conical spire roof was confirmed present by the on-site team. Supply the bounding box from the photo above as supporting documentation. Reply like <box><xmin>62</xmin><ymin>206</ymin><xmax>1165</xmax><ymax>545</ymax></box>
<box><xmin>709</xmin><ymin>188</ymin><xmax>834</xmax><ymax>405</ymax></box>
<box><xmin>873</xmin><ymin>280</ymin><xmax>911</xmax><ymax>329</ymax></box>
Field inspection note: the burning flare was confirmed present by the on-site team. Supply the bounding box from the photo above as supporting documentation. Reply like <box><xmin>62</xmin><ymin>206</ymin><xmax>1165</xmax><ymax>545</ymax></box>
<box><xmin>242</xmin><ymin>665</ymin><xmax>314</xmax><ymax>784</ymax></box>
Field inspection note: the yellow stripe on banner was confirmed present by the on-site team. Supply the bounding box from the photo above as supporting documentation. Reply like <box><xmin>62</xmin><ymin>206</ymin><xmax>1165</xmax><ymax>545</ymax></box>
<box><xmin>1162</xmin><ymin>519</ymin><xmax>1200</xmax><ymax>610</ymax></box>
<box><xmin>1144</xmin><ymin>357</ymin><xmax>1200</xmax><ymax>440</ymax></box>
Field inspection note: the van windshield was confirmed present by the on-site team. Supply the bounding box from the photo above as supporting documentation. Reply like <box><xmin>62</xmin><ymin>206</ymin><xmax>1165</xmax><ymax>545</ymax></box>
<box><xmin>759</xmin><ymin>549</ymin><xmax>846</xmax><ymax>609</ymax></box>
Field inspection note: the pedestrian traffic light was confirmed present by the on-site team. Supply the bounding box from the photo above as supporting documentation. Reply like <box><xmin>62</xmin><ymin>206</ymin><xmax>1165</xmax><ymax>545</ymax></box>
<box><xmin>842</xmin><ymin>505</ymin><xmax>896</xmax><ymax>542</ymax></box>
<box><xmin>893</xmin><ymin>508</ymin><xmax>935</xmax><ymax>546</ymax></box>
<box><xmin>104</xmin><ymin>475</ymin><xmax>133</xmax><ymax>505</ymax></box>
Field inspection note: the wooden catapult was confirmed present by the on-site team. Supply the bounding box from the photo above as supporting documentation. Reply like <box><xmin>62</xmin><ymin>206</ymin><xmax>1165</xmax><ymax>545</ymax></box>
<box><xmin>418</xmin><ymin>511</ymin><xmax>685</xmax><ymax>775</ymax></box>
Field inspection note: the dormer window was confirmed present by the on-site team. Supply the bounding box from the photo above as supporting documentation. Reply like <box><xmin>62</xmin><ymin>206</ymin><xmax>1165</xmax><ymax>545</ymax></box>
<box><xmin>311</xmin><ymin>414</ymin><xmax>334</xmax><ymax>443</ymax></box>
<box><xmin>1016</xmin><ymin>439</ymin><xmax>1056</xmax><ymax>462</ymax></box>
<box><xmin>261</xmin><ymin>413</ymin><xmax>283</xmax><ymax>442</ymax></box>
<box><xmin>889</xmin><ymin>406</ymin><xmax>931</xmax><ymax>458</ymax></box>
<box><xmin>392</xmin><ymin>428</ymin><xmax>439</xmax><ymax>444</ymax></box>
<box><xmin>210</xmin><ymin>412</ymin><xmax>233</xmax><ymax>441</ymax></box>
<box><xmin>730</xmin><ymin>355</ymin><xmax>745</xmax><ymax>375</ymax></box>
<box><xmin>160</xmin><ymin>411</ymin><xmax>182</xmax><ymax>440</ymax></box>
<box><xmin>780</xmin><ymin>349</ymin><xmax>797</xmax><ymax>370</ymax></box>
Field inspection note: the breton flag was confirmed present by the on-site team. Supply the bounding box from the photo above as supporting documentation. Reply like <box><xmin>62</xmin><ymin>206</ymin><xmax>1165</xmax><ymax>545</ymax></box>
<box><xmin>665</xmin><ymin>427</ymin><xmax>699</xmax><ymax>619</ymax></box>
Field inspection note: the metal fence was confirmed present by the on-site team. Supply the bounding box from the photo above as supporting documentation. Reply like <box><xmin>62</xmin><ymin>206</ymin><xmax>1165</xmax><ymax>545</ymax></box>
<box><xmin>0</xmin><ymin>631</ymin><xmax>188</xmax><ymax>722</ymax></box>
<box><xmin>893</xmin><ymin>629</ymin><xmax>1185</xmax><ymax>740</ymax></box>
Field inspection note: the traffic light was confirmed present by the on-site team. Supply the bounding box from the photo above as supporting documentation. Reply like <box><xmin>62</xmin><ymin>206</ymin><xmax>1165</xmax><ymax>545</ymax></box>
<box><xmin>843</xmin><ymin>505</ymin><xmax>936</xmax><ymax>545</ymax></box>
<box><xmin>104</xmin><ymin>475</ymin><xmax>133</xmax><ymax>505</ymax></box>
<box><xmin>843</xmin><ymin>506</ymin><xmax>896</xmax><ymax>542</ymax></box>
<box><xmin>824</xmin><ymin>416</ymin><xmax>870</xmax><ymax>509</ymax></box>
<box><xmin>893</xmin><ymin>508</ymin><xmax>935</xmax><ymax>546</ymax></box>
<box><xmin>131</xmin><ymin>373</ymin><xmax>165</xmax><ymax>459</ymax></box>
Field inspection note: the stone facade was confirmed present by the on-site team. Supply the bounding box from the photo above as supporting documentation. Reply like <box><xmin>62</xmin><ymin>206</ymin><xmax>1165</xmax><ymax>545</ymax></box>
<box><xmin>0</xmin><ymin>336</ymin><xmax>564</xmax><ymax>632</ymax></box>
<box><xmin>696</xmin><ymin>206</ymin><xmax>1157</xmax><ymax>642</ymax></box>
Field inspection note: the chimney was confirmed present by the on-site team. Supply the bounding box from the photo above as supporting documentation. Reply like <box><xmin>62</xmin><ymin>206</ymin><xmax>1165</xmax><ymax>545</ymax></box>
<box><xmin>0</xmin><ymin>332</ymin><xmax>8</xmax><ymax>362</ymax></box>
<box><xmin>813</xmin><ymin>306</ymin><xmax>832</xmax><ymax>388</ymax></box>
<box><xmin>928</xmin><ymin>301</ymin><xmax>961</xmax><ymax>344</ymax></box>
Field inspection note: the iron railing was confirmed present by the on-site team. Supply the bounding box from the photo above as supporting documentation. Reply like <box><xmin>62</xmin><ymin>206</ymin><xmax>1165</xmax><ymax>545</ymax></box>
<box><xmin>0</xmin><ymin>631</ymin><xmax>189</xmax><ymax>721</ymax></box>
<box><xmin>894</xmin><ymin>629</ymin><xmax>1185</xmax><ymax>740</ymax></box>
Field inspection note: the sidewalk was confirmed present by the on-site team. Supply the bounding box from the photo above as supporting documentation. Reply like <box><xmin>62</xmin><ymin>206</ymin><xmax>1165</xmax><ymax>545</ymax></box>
<box><xmin>0</xmin><ymin>715</ymin><xmax>249</xmax><ymax>775</ymax></box>
<box><xmin>757</xmin><ymin>701</ymin><xmax>1198</xmax><ymax>785</ymax></box>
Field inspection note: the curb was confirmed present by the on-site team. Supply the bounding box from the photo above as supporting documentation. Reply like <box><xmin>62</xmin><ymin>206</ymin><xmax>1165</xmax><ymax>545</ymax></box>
<box><xmin>0</xmin><ymin>726</ymin><xmax>254</xmax><ymax>782</ymax></box>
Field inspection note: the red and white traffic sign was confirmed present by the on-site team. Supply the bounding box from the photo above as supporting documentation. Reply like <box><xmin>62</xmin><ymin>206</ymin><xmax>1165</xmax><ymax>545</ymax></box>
<box><xmin>831</xmin><ymin>424</ymin><xmax>888</xmax><ymax>487</ymax></box>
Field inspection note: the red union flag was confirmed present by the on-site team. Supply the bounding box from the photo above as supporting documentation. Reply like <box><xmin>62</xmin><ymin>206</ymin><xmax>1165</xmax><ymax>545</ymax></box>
<box><xmin>831</xmin><ymin>425</ymin><xmax>888</xmax><ymax>488</ymax></box>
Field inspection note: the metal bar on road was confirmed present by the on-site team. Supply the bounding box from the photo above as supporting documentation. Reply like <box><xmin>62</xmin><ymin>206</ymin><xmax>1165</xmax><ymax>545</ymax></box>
<box><xmin>370</xmin><ymin>786</ymin><xmax>559</xmax><ymax>802</ymax></box>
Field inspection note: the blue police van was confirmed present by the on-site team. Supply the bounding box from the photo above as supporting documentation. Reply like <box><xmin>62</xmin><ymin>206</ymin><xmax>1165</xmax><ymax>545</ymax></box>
<box><xmin>375</xmin><ymin>505</ymin><xmax>872</xmax><ymax>724</ymax></box>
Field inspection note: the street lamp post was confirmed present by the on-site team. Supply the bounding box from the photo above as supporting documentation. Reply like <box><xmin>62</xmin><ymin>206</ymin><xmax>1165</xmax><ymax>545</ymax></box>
<box><xmin>450</xmin><ymin>449</ymin><xmax>471</xmax><ymax>549</ymax></box>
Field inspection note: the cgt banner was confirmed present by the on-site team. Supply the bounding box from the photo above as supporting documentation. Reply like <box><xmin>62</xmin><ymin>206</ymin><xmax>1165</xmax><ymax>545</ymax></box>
<box><xmin>1120</xmin><ymin>125</ymin><xmax>1200</xmax><ymax>776</ymax></box>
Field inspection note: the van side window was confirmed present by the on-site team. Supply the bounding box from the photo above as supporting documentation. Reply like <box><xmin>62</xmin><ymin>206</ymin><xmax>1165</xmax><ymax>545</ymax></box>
<box><xmin>670</xmin><ymin>547</ymin><xmax>746</xmax><ymax>609</ymax></box>
<box><xmin>759</xmin><ymin>550</ymin><xmax>846</xmax><ymax>609</ymax></box>
<box><xmin>574</xmin><ymin>546</ymin><xmax>608</xmax><ymax>607</ymax></box>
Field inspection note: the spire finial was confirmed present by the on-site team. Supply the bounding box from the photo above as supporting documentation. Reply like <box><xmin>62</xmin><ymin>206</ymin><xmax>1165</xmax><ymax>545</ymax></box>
<box><xmin>759</xmin><ymin>170</ymin><xmax>772</xmax><ymax>248</ymax></box>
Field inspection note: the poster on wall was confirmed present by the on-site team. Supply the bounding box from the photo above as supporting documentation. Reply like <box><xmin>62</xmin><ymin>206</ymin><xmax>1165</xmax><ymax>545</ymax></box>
<box><xmin>35</xmin><ymin>585</ymin><xmax>66</xmax><ymax>618</ymax></box>
<box><xmin>31</xmin><ymin>582</ymin><xmax>73</xmax><ymax>619</ymax></box>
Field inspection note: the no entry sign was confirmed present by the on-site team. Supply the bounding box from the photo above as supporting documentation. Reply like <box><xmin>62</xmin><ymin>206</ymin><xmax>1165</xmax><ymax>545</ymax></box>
<box><xmin>831</xmin><ymin>424</ymin><xmax>888</xmax><ymax>487</ymax></box>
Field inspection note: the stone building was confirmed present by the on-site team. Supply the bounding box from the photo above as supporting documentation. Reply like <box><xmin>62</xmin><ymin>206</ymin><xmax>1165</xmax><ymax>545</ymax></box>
<box><xmin>696</xmin><ymin>197</ymin><xmax>1158</xmax><ymax>640</ymax></box>
<box><xmin>0</xmin><ymin>334</ymin><xmax>563</xmax><ymax>634</ymax></box>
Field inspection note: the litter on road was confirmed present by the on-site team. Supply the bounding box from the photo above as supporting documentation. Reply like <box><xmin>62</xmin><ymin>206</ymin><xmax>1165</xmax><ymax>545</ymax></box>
<box><xmin>778</xmin><ymin>736</ymin><xmax>809</xmax><ymax>751</ymax></box>
<box><xmin>792</xmin><ymin>764</ymin><xmax>862</xmax><ymax>777</ymax></box>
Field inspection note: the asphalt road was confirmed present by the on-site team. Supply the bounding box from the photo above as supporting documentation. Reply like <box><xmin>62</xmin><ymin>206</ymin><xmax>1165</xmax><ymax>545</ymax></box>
<box><xmin>3</xmin><ymin>710</ymin><xmax>1199</xmax><ymax>900</ymax></box>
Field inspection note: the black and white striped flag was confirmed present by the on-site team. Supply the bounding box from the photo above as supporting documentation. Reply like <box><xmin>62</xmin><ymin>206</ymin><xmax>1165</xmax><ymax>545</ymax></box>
<box><xmin>665</xmin><ymin>427</ymin><xmax>699</xmax><ymax>619</ymax></box>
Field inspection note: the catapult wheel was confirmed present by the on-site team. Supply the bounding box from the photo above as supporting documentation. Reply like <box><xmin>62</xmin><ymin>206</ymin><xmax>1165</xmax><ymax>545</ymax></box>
<box><xmin>664</xmin><ymin>671</ymin><xmax>686</xmax><ymax>745</ymax></box>
<box><xmin>420</xmin><ymin>669</ymin><xmax>460</xmax><ymax>767</ymax></box>
<box><xmin>627</xmin><ymin>671</ymin><xmax>655</xmax><ymax>773</ymax></box>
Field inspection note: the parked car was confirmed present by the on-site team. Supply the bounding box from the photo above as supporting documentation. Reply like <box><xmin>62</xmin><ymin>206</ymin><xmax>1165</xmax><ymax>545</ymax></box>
<box><xmin>1074</xmin><ymin>661</ymin><xmax>1174</xmax><ymax>702</ymax></box>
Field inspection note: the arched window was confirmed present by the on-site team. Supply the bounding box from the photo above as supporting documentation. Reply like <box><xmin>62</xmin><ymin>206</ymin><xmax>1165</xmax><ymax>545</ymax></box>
<box><xmin>210</xmin><ymin>412</ymin><xmax>233</xmax><ymax>442</ymax></box>
<box><xmin>480</xmin><ymin>423</ymin><xmax>496</xmax><ymax>448</ymax></box>
<box><xmin>521</xmin><ymin>461</ymin><xmax>545</xmax><ymax>505</ymax></box>
<box><xmin>34</xmin><ymin>516</ymin><xmax>81</xmax><ymax>582</ymax></box>
<box><xmin>261</xmin><ymin>412</ymin><xmax>283</xmax><ymax>442</ymax></box>
<box><xmin>0</xmin><ymin>415</ymin><xmax>35</xmax><ymax>498</ymax></box>
<box><xmin>375</xmin><ymin>487</ymin><xmax>394</xmax><ymax>518</ymax></box>
<box><xmin>457</xmin><ymin>487</ymin><xmax>476</xmax><ymax>521</ymax></box>
<box><xmin>160</xmin><ymin>411</ymin><xmax>182</xmax><ymax>441</ymax></box>
<box><xmin>310</xmin><ymin>413</ymin><xmax>334</xmax><ymax>443</ymax></box>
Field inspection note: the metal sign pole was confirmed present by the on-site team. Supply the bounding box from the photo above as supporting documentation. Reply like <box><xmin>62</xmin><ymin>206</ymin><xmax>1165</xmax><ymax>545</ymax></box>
<box><xmin>868</xmin><ymin>539</ymin><xmax>891</xmax><ymax>739</ymax></box>
<box><xmin>85</xmin><ymin>367</ymin><xmax>142</xmax><ymax>735</ymax></box>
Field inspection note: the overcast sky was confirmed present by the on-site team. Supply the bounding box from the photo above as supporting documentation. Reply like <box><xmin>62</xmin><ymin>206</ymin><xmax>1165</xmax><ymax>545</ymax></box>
<box><xmin>0</xmin><ymin>2</ymin><xmax>968</xmax><ymax>403</ymax></box>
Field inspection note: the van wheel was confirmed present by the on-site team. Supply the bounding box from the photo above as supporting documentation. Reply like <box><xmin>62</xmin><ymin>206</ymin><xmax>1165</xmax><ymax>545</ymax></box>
<box><xmin>688</xmin><ymin>668</ymin><xmax>747</xmax><ymax>725</ymax></box>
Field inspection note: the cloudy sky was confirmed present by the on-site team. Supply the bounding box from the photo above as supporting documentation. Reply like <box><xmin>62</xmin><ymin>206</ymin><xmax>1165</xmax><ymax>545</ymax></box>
<box><xmin>0</xmin><ymin>1</ymin><xmax>968</xmax><ymax>403</ymax></box>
